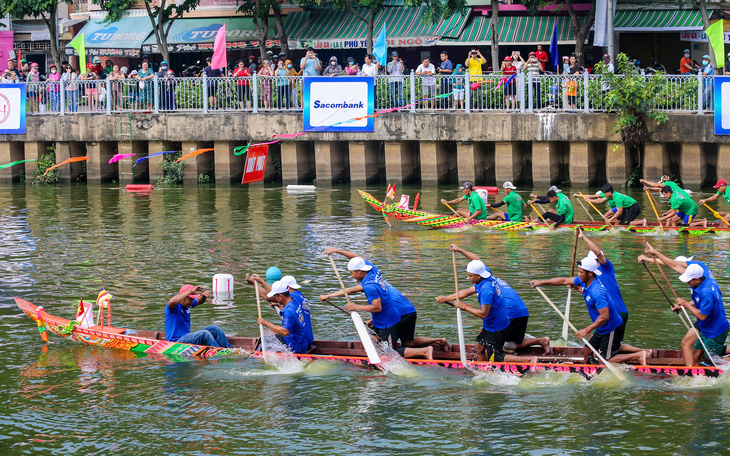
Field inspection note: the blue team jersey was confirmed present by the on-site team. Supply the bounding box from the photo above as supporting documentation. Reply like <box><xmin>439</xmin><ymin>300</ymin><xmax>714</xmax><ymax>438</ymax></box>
<box><xmin>595</xmin><ymin>259</ymin><xmax>628</xmax><ymax>314</ymax></box>
<box><xmin>291</xmin><ymin>290</ymin><xmax>314</xmax><ymax>345</ymax></box>
<box><xmin>690</xmin><ymin>278</ymin><xmax>729</xmax><ymax>339</ymax></box>
<box><xmin>164</xmin><ymin>299</ymin><xmax>198</xmax><ymax>342</ymax></box>
<box><xmin>361</xmin><ymin>261</ymin><xmax>401</xmax><ymax>329</ymax></box>
<box><xmin>388</xmin><ymin>284</ymin><xmax>417</xmax><ymax>316</ymax></box>
<box><xmin>474</xmin><ymin>278</ymin><xmax>511</xmax><ymax>332</ymax></box>
<box><xmin>281</xmin><ymin>300</ymin><xmax>309</xmax><ymax>354</ymax></box>
<box><xmin>573</xmin><ymin>277</ymin><xmax>622</xmax><ymax>335</ymax></box>
<box><xmin>495</xmin><ymin>277</ymin><xmax>529</xmax><ymax>319</ymax></box>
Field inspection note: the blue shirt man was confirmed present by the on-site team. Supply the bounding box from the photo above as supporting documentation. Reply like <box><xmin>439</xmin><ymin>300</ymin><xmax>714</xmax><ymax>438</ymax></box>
<box><xmin>300</xmin><ymin>48</ymin><xmax>322</xmax><ymax>76</ymax></box>
<box><xmin>259</xmin><ymin>281</ymin><xmax>309</xmax><ymax>354</ymax></box>
<box><xmin>573</xmin><ymin>275</ymin><xmax>622</xmax><ymax>335</ymax></box>
<box><xmin>165</xmin><ymin>284</ymin><xmax>232</xmax><ymax>348</ymax></box>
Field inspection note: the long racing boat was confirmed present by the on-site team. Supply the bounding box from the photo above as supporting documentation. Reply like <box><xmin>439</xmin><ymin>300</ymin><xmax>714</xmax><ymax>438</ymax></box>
<box><xmin>16</xmin><ymin>298</ymin><xmax>723</xmax><ymax>379</ymax></box>
<box><xmin>359</xmin><ymin>190</ymin><xmax>726</xmax><ymax>235</ymax></box>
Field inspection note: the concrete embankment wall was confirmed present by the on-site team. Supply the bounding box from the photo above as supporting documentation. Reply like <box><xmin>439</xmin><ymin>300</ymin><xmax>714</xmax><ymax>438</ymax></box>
<box><xmin>1</xmin><ymin>112</ymin><xmax>727</xmax><ymax>187</ymax></box>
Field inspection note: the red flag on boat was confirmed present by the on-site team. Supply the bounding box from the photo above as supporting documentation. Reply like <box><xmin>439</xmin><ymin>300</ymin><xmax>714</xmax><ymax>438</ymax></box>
<box><xmin>386</xmin><ymin>184</ymin><xmax>396</xmax><ymax>200</ymax></box>
<box><xmin>242</xmin><ymin>144</ymin><xmax>269</xmax><ymax>184</ymax></box>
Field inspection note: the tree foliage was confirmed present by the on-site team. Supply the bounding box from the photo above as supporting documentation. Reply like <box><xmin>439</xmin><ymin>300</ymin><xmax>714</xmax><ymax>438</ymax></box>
<box><xmin>0</xmin><ymin>0</ymin><xmax>70</xmax><ymax>69</ymax></box>
<box><xmin>93</xmin><ymin>0</ymin><xmax>202</xmax><ymax>63</ymax></box>
<box><xmin>522</xmin><ymin>0</ymin><xmax>596</xmax><ymax>66</ymax></box>
<box><xmin>598</xmin><ymin>53</ymin><xmax>670</xmax><ymax>179</ymax></box>
<box><xmin>236</xmin><ymin>0</ymin><xmax>283</xmax><ymax>59</ymax></box>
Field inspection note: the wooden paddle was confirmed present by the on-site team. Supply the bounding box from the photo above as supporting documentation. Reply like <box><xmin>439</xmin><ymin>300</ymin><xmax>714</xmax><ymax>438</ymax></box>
<box><xmin>649</xmin><ymin>253</ymin><xmax>717</xmax><ymax>368</ymax></box>
<box><xmin>452</xmin><ymin>251</ymin><xmax>469</xmax><ymax>368</ymax></box>
<box><xmin>327</xmin><ymin>255</ymin><xmax>382</xmax><ymax>365</ymax></box>
<box><xmin>535</xmin><ymin>287</ymin><xmax>626</xmax><ymax>380</ymax></box>
<box><xmin>574</xmin><ymin>195</ymin><xmax>596</xmax><ymax>222</ymax></box>
<box><xmin>443</xmin><ymin>201</ymin><xmax>470</xmax><ymax>225</ymax></box>
<box><xmin>703</xmin><ymin>202</ymin><xmax>730</xmax><ymax>227</ymax></box>
<box><xmin>563</xmin><ymin>227</ymin><xmax>580</xmax><ymax>340</ymax></box>
<box><xmin>530</xmin><ymin>203</ymin><xmax>553</xmax><ymax>230</ymax></box>
<box><xmin>645</xmin><ymin>190</ymin><xmax>665</xmax><ymax>232</ymax></box>
<box><xmin>579</xmin><ymin>192</ymin><xmax>606</xmax><ymax>222</ymax></box>
<box><xmin>254</xmin><ymin>281</ymin><xmax>269</xmax><ymax>363</ymax></box>
<box><xmin>640</xmin><ymin>260</ymin><xmax>691</xmax><ymax>330</ymax></box>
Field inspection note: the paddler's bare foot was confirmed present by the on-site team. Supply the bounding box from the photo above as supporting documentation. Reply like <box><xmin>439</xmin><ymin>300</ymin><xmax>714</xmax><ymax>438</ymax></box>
<box><xmin>539</xmin><ymin>337</ymin><xmax>551</xmax><ymax>355</ymax></box>
<box><xmin>528</xmin><ymin>356</ymin><xmax>538</xmax><ymax>364</ymax></box>
<box><xmin>645</xmin><ymin>349</ymin><xmax>654</xmax><ymax>359</ymax></box>
<box><xmin>638</xmin><ymin>350</ymin><xmax>648</xmax><ymax>366</ymax></box>
<box><xmin>424</xmin><ymin>346</ymin><xmax>434</xmax><ymax>360</ymax></box>
<box><xmin>435</xmin><ymin>338</ymin><xmax>450</xmax><ymax>352</ymax></box>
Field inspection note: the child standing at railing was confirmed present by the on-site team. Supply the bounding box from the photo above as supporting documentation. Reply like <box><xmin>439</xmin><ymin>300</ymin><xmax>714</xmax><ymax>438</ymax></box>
<box><xmin>453</xmin><ymin>64</ymin><xmax>465</xmax><ymax>111</ymax></box>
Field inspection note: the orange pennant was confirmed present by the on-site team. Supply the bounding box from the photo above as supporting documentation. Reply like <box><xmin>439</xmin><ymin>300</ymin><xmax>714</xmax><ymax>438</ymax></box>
<box><xmin>43</xmin><ymin>156</ymin><xmax>89</xmax><ymax>176</ymax></box>
<box><xmin>175</xmin><ymin>148</ymin><xmax>215</xmax><ymax>163</ymax></box>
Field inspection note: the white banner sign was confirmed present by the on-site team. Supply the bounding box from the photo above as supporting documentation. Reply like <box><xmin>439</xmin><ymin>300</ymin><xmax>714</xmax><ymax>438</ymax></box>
<box><xmin>292</xmin><ymin>36</ymin><xmax>438</xmax><ymax>50</ymax></box>
<box><xmin>681</xmin><ymin>31</ymin><xmax>730</xmax><ymax>43</ymax></box>
<box><xmin>303</xmin><ymin>77</ymin><xmax>374</xmax><ymax>132</ymax></box>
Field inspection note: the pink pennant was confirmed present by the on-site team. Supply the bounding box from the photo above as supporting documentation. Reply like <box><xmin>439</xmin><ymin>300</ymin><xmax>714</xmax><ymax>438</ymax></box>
<box><xmin>210</xmin><ymin>25</ymin><xmax>227</xmax><ymax>70</ymax></box>
<box><xmin>108</xmin><ymin>153</ymin><xmax>136</xmax><ymax>164</ymax></box>
<box><xmin>273</xmin><ymin>132</ymin><xmax>307</xmax><ymax>139</ymax></box>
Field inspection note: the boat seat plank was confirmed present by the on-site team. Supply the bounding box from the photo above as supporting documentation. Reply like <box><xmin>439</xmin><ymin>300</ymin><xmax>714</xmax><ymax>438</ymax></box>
<box><xmin>88</xmin><ymin>325</ymin><xmax>126</xmax><ymax>334</ymax></box>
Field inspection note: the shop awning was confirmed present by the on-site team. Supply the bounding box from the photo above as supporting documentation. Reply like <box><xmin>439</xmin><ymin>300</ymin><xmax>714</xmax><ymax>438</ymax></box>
<box><xmin>64</xmin><ymin>17</ymin><xmax>152</xmax><ymax>58</ymax></box>
<box><xmin>141</xmin><ymin>17</ymin><xmax>276</xmax><ymax>54</ymax></box>
<box><xmin>440</xmin><ymin>15</ymin><xmax>574</xmax><ymax>45</ymax></box>
<box><xmin>288</xmin><ymin>6</ymin><xmax>470</xmax><ymax>49</ymax></box>
<box><xmin>612</xmin><ymin>10</ymin><xmax>704</xmax><ymax>32</ymax></box>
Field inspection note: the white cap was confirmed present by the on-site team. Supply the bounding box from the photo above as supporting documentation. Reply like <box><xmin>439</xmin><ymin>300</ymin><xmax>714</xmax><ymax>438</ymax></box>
<box><xmin>281</xmin><ymin>275</ymin><xmax>301</xmax><ymax>289</ymax></box>
<box><xmin>675</xmin><ymin>255</ymin><xmax>694</xmax><ymax>262</ymax></box>
<box><xmin>595</xmin><ymin>190</ymin><xmax>602</xmax><ymax>195</ymax></box>
<box><xmin>679</xmin><ymin>263</ymin><xmax>704</xmax><ymax>282</ymax></box>
<box><xmin>586</xmin><ymin>250</ymin><xmax>604</xmax><ymax>261</ymax></box>
<box><xmin>503</xmin><ymin>181</ymin><xmax>517</xmax><ymax>190</ymax></box>
<box><xmin>548</xmin><ymin>185</ymin><xmax>562</xmax><ymax>194</ymax></box>
<box><xmin>266</xmin><ymin>280</ymin><xmax>289</xmax><ymax>297</ymax></box>
<box><xmin>578</xmin><ymin>256</ymin><xmax>602</xmax><ymax>275</ymax></box>
<box><xmin>466</xmin><ymin>260</ymin><xmax>492</xmax><ymax>278</ymax></box>
<box><xmin>347</xmin><ymin>257</ymin><xmax>372</xmax><ymax>272</ymax></box>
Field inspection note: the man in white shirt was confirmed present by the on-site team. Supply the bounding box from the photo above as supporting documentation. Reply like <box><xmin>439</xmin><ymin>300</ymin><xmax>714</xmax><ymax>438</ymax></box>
<box><xmin>415</xmin><ymin>56</ymin><xmax>436</xmax><ymax>109</ymax></box>
<box><xmin>362</xmin><ymin>54</ymin><xmax>378</xmax><ymax>76</ymax></box>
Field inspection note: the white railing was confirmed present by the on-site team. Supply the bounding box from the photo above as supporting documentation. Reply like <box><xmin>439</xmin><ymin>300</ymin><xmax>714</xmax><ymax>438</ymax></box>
<box><xmin>10</xmin><ymin>72</ymin><xmax>715</xmax><ymax>116</ymax></box>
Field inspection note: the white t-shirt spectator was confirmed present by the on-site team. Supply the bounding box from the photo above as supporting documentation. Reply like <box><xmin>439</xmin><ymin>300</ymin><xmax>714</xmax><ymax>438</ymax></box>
<box><xmin>416</xmin><ymin>63</ymin><xmax>436</xmax><ymax>86</ymax></box>
<box><xmin>362</xmin><ymin>62</ymin><xmax>378</xmax><ymax>76</ymax></box>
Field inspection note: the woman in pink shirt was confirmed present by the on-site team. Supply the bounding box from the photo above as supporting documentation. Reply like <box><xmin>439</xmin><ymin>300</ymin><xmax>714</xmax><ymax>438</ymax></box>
<box><xmin>46</xmin><ymin>64</ymin><xmax>61</xmax><ymax>113</ymax></box>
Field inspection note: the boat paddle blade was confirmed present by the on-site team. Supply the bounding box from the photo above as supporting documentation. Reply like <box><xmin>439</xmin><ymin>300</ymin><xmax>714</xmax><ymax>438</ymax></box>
<box><xmin>350</xmin><ymin>311</ymin><xmax>381</xmax><ymax>365</ymax></box>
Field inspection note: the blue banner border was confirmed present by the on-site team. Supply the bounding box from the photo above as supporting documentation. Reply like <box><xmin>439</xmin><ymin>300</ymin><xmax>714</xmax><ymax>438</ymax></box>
<box><xmin>303</xmin><ymin>76</ymin><xmax>375</xmax><ymax>132</ymax></box>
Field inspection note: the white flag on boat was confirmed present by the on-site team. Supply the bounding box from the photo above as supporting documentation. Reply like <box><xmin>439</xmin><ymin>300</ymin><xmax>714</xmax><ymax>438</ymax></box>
<box><xmin>75</xmin><ymin>299</ymin><xmax>94</xmax><ymax>328</ymax></box>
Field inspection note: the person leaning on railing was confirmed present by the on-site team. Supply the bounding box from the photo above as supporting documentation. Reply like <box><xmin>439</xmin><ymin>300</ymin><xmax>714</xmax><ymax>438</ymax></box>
<box><xmin>47</xmin><ymin>64</ymin><xmax>61</xmax><ymax>113</ymax></box>
<box><xmin>62</xmin><ymin>66</ymin><xmax>79</xmax><ymax>113</ymax></box>
<box><xmin>257</xmin><ymin>60</ymin><xmax>274</xmax><ymax>109</ymax></box>
<box><xmin>524</xmin><ymin>52</ymin><xmax>543</xmax><ymax>110</ymax></box>
<box><xmin>284</xmin><ymin>59</ymin><xmax>302</xmax><ymax>109</ymax></box>
<box><xmin>386</xmin><ymin>51</ymin><xmax>405</xmax><ymax>108</ymax></box>
<box><xmin>26</xmin><ymin>62</ymin><xmax>43</xmax><ymax>113</ymax></box>
<box><xmin>275</xmin><ymin>59</ymin><xmax>291</xmax><ymax>109</ymax></box>
<box><xmin>700</xmin><ymin>55</ymin><xmax>714</xmax><ymax>111</ymax></box>
<box><xmin>109</xmin><ymin>64</ymin><xmax>125</xmax><ymax>111</ymax></box>
<box><xmin>232</xmin><ymin>59</ymin><xmax>252</xmax><ymax>110</ymax></box>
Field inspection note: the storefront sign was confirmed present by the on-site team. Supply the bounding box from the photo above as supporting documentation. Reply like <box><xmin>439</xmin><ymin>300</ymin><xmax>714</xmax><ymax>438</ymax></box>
<box><xmin>143</xmin><ymin>40</ymin><xmax>281</xmax><ymax>54</ymax></box>
<box><xmin>303</xmin><ymin>77</ymin><xmax>374</xmax><ymax>133</ymax></box>
<box><xmin>681</xmin><ymin>31</ymin><xmax>730</xmax><ymax>43</ymax></box>
<box><xmin>0</xmin><ymin>84</ymin><xmax>26</xmax><ymax>134</ymax></box>
<box><xmin>290</xmin><ymin>36</ymin><xmax>438</xmax><ymax>50</ymax></box>
<box><xmin>66</xmin><ymin>47</ymin><xmax>141</xmax><ymax>58</ymax></box>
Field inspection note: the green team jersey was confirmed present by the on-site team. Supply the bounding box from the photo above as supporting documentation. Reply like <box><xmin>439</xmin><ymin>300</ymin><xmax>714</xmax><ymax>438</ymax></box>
<box><xmin>467</xmin><ymin>191</ymin><xmax>488</xmax><ymax>220</ymax></box>
<box><xmin>503</xmin><ymin>191</ymin><xmax>524</xmax><ymax>221</ymax></box>
<box><xmin>669</xmin><ymin>190</ymin><xmax>698</xmax><ymax>215</ymax></box>
<box><xmin>718</xmin><ymin>187</ymin><xmax>730</xmax><ymax>206</ymax></box>
<box><xmin>598</xmin><ymin>191</ymin><xmax>616</xmax><ymax>209</ymax></box>
<box><xmin>556</xmin><ymin>193</ymin><xmax>574</xmax><ymax>223</ymax></box>
<box><xmin>610</xmin><ymin>191</ymin><xmax>637</xmax><ymax>209</ymax></box>
<box><xmin>663</xmin><ymin>181</ymin><xmax>690</xmax><ymax>200</ymax></box>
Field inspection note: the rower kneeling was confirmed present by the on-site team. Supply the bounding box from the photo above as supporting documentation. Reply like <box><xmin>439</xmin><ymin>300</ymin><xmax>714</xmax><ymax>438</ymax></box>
<box><xmin>531</xmin><ymin>257</ymin><xmax>647</xmax><ymax>365</ymax></box>
<box><xmin>165</xmin><ymin>284</ymin><xmax>233</xmax><ymax>348</ymax></box>
<box><xmin>257</xmin><ymin>280</ymin><xmax>309</xmax><ymax>354</ymax></box>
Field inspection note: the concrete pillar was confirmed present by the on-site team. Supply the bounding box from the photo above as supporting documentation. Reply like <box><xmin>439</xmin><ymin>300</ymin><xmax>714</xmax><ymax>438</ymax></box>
<box><xmin>385</xmin><ymin>141</ymin><xmax>417</xmax><ymax>184</ymax></box>
<box><xmin>569</xmin><ymin>141</ymin><xmax>590</xmax><ymax>186</ymax></box>
<box><xmin>281</xmin><ymin>141</ymin><xmax>315</xmax><ymax>185</ymax></box>
<box><xmin>315</xmin><ymin>141</ymin><xmax>348</xmax><ymax>185</ymax></box>
<box><xmin>86</xmin><ymin>142</ymin><xmax>118</xmax><ymax>182</ymax></box>
<box><xmin>214</xmin><ymin>141</ymin><xmax>244</xmax><ymax>184</ymax></box>
<box><xmin>606</xmin><ymin>142</ymin><xmax>629</xmax><ymax>184</ymax></box>
<box><xmin>531</xmin><ymin>142</ymin><xmax>552</xmax><ymax>186</ymax></box>
<box><xmin>457</xmin><ymin>142</ymin><xmax>494</xmax><ymax>185</ymax></box>
<box><xmin>643</xmin><ymin>143</ymin><xmax>665</xmax><ymax>182</ymax></box>
<box><xmin>23</xmin><ymin>142</ymin><xmax>49</xmax><ymax>181</ymax></box>
<box><xmin>349</xmin><ymin>141</ymin><xmax>380</xmax><ymax>185</ymax></box>
<box><xmin>0</xmin><ymin>142</ymin><xmax>24</xmax><ymax>183</ymax></box>
<box><xmin>718</xmin><ymin>144</ymin><xmax>730</xmax><ymax>180</ymax></box>
<box><xmin>495</xmin><ymin>142</ymin><xmax>517</xmax><ymax>184</ymax></box>
<box><xmin>55</xmin><ymin>142</ymin><xmax>72</xmax><ymax>182</ymax></box>
<box><xmin>181</xmin><ymin>141</ymin><xmax>213</xmax><ymax>185</ymax></box>
<box><xmin>419</xmin><ymin>141</ymin><xmax>453</xmax><ymax>185</ymax></box>
<box><xmin>680</xmin><ymin>143</ymin><xmax>702</xmax><ymax>186</ymax></box>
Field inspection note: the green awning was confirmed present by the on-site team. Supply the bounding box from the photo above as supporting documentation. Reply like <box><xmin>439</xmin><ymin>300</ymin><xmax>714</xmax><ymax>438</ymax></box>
<box><xmin>284</xmin><ymin>11</ymin><xmax>310</xmax><ymax>39</ymax></box>
<box><xmin>441</xmin><ymin>15</ymin><xmax>574</xmax><ymax>45</ymax></box>
<box><xmin>289</xmin><ymin>6</ymin><xmax>470</xmax><ymax>48</ymax></box>
<box><xmin>613</xmin><ymin>10</ymin><xmax>704</xmax><ymax>31</ymax></box>
<box><xmin>141</xmin><ymin>17</ymin><xmax>276</xmax><ymax>54</ymax></box>
<box><xmin>64</xmin><ymin>17</ymin><xmax>153</xmax><ymax>57</ymax></box>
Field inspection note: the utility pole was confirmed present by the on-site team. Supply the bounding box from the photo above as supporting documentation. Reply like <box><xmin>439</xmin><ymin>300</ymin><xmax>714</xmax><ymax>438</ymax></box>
<box><xmin>607</xmin><ymin>0</ymin><xmax>614</xmax><ymax>62</ymax></box>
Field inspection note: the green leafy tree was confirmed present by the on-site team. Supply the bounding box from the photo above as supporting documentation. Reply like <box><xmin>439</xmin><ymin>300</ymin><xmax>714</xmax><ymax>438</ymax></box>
<box><xmin>236</xmin><ymin>0</ymin><xmax>284</xmax><ymax>58</ymax></box>
<box><xmin>0</xmin><ymin>0</ymin><xmax>70</xmax><ymax>70</ymax></box>
<box><xmin>523</xmin><ymin>0</ymin><xmax>596</xmax><ymax>66</ymax></box>
<box><xmin>598</xmin><ymin>53</ymin><xmax>669</xmax><ymax>183</ymax></box>
<box><xmin>93</xmin><ymin>0</ymin><xmax>202</xmax><ymax>64</ymax></box>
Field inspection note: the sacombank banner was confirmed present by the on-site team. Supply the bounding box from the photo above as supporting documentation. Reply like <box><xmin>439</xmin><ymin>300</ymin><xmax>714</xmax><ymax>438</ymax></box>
<box><xmin>0</xmin><ymin>84</ymin><xmax>26</xmax><ymax>134</ymax></box>
<box><xmin>303</xmin><ymin>77</ymin><xmax>374</xmax><ymax>132</ymax></box>
<box><xmin>715</xmin><ymin>77</ymin><xmax>730</xmax><ymax>134</ymax></box>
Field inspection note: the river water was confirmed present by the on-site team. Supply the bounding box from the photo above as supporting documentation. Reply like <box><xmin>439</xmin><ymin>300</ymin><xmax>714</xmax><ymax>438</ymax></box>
<box><xmin>1</xmin><ymin>184</ymin><xmax>729</xmax><ymax>455</ymax></box>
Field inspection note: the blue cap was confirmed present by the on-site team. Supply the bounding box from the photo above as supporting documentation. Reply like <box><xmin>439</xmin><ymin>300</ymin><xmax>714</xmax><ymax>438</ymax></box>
<box><xmin>683</xmin><ymin>49</ymin><xmax>690</xmax><ymax>53</ymax></box>
<box><xmin>161</xmin><ymin>61</ymin><xmax>168</xmax><ymax>64</ymax></box>
<box><xmin>265</xmin><ymin>267</ymin><xmax>282</xmax><ymax>283</ymax></box>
